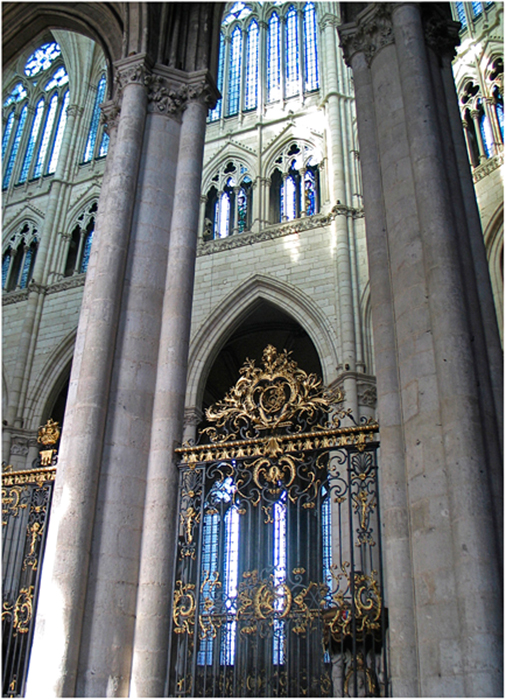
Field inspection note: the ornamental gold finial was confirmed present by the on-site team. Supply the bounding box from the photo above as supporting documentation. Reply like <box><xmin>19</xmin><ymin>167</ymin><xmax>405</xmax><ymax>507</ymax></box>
<box><xmin>37</xmin><ymin>419</ymin><xmax>60</xmax><ymax>447</ymax></box>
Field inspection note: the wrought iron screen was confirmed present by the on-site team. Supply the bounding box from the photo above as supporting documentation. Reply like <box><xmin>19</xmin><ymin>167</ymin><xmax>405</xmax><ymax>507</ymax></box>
<box><xmin>167</xmin><ymin>346</ymin><xmax>388</xmax><ymax>697</ymax></box>
<box><xmin>2</xmin><ymin>420</ymin><xmax>59</xmax><ymax>698</ymax></box>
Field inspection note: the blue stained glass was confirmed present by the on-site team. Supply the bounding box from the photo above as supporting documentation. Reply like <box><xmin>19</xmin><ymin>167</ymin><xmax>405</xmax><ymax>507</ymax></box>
<box><xmin>25</xmin><ymin>42</ymin><xmax>61</xmax><ymax>77</ymax></box>
<box><xmin>480</xmin><ymin>110</ymin><xmax>494</xmax><ymax>157</ymax></box>
<box><xmin>48</xmin><ymin>90</ymin><xmax>69</xmax><ymax>174</ymax></box>
<box><xmin>209</xmin><ymin>33</ymin><xmax>225</xmax><ymax>122</ymax></box>
<box><xmin>268</xmin><ymin>13</ymin><xmax>281</xmax><ymax>102</ymax></box>
<box><xmin>33</xmin><ymin>93</ymin><xmax>58</xmax><ymax>179</ymax></box>
<box><xmin>237</xmin><ymin>188</ymin><xmax>247</xmax><ymax>232</ymax></box>
<box><xmin>83</xmin><ymin>76</ymin><xmax>107</xmax><ymax>162</ymax></box>
<box><xmin>472</xmin><ymin>1</ymin><xmax>483</xmax><ymax>16</ymax></box>
<box><xmin>272</xmin><ymin>492</ymin><xmax>287</xmax><ymax>665</ymax></box>
<box><xmin>20</xmin><ymin>245</ymin><xmax>34</xmax><ymax>288</ymax></box>
<box><xmin>2</xmin><ymin>111</ymin><xmax>15</xmax><ymax>159</ymax></box>
<box><xmin>304</xmin><ymin>2</ymin><xmax>319</xmax><ymax>91</ymax></box>
<box><xmin>220</xmin><ymin>505</ymin><xmax>240</xmax><ymax>666</ymax></box>
<box><xmin>304</xmin><ymin>169</ymin><xmax>316</xmax><ymax>215</ymax></box>
<box><xmin>3</xmin><ymin>105</ymin><xmax>27</xmax><ymax>189</ymax></box>
<box><xmin>98</xmin><ymin>131</ymin><xmax>109</xmax><ymax>158</ymax></box>
<box><xmin>218</xmin><ymin>191</ymin><xmax>231</xmax><ymax>237</ymax></box>
<box><xmin>227</xmin><ymin>26</ymin><xmax>242</xmax><ymax>116</ymax></box>
<box><xmin>223</xmin><ymin>1</ymin><xmax>251</xmax><ymax>25</ymax></box>
<box><xmin>44</xmin><ymin>66</ymin><xmax>69</xmax><ymax>91</ymax></box>
<box><xmin>18</xmin><ymin>99</ymin><xmax>44</xmax><ymax>183</ymax></box>
<box><xmin>197</xmin><ymin>510</ymin><xmax>220</xmax><ymax>665</ymax></box>
<box><xmin>3</xmin><ymin>83</ymin><xmax>27</xmax><ymax>107</ymax></box>
<box><xmin>245</xmin><ymin>21</ymin><xmax>259</xmax><ymax>111</ymax></box>
<box><xmin>283</xmin><ymin>175</ymin><xmax>297</xmax><ymax>220</ymax></box>
<box><xmin>494</xmin><ymin>88</ymin><xmax>504</xmax><ymax>141</ymax></box>
<box><xmin>455</xmin><ymin>2</ymin><xmax>467</xmax><ymax>27</ymax></box>
<box><xmin>2</xmin><ymin>251</ymin><xmax>11</xmax><ymax>288</ymax></box>
<box><xmin>80</xmin><ymin>227</ymin><xmax>94</xmax><ymax>273</ymax></box>
<box><xmin>285</xmin><ymin>6</ymin><xmax>300</xmax><ymax>97</ymax></box>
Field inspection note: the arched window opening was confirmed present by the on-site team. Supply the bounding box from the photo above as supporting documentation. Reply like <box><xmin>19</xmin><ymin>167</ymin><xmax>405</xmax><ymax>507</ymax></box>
<box><xmin>64</xmin><ymin>202</ymin><xmax>97</xmax><ymax>276</ymax></box>
<box><xmin>18</xmin><ymin>98</ymin><xmax>44</xmax><ymax>183</ymax></box>
<box><xmin>269</xmin><ymin>168</ymin><xmax>283</xmax><ymax>223</ymax></box>
<box><xmin>32</xmin><ymin>93</ymin><xmax>58</xmax><ymax>179</ymax></box>
<box><xmin>478</xmin><ymin>99</ymin><xmax>494</xmax><ymax>157</ymax></box>
<box><xmin>227</xmin><ymin>26</ymin><xmax>243</xmax><ymax>117</ymax></box>
<box><xmin>493</xmin><ymin>85</ymin><xmax>504</xmax><ymax>141</ymax></box>
<box><xmin>2</xmin><ymin>223</ymin><xmax>38</xmax><ymax>291</ymax></box>
<box><xmin>282</xmin><ymin>165</ymin><xmax>299</xmax><ymax>221</ymax></box>
<box><xmin>204</xmin><ymin>163</ymin><xmax>252</xmax><ymax>240</ymax></box>
<box><xmin>218</xmin><ymin>185</ymin><xmax>233</xmax><ymax>238</ymax></box>
<box><xmin>83</xmin><ymin>75</ymin><xmax>108</xmax><ymax>163</ymax></box>
<box><xmin>268</xmin><ymin>13</ymin><xmax>282</xmax><ymax>103</ymax></box>
<box><xmin>303</xmin><ymin>166</ymin><xmax>318</xmax><ymax>216</ymax></box>
<box><xmin>303</xmin><ymin>2</ymin><xmax>319</xmax><ymax>91</ymax></box>
<box><xmin>245</xmin><ymin>21</ymin><xmax>259</xmax><ymax>111</ymax></box>
<box><xmin>285</xmin><ymin>6</ymin><xmax>300</xmax><ymax>98</ymax></box>
<box><xmin>208</xmin><ymin>33</ymin><xmax>225</xmax><ymax>122</ymax></box>
<box><xmin>2</xmin><ymin>111</ymin><xmax>15</xmax><ymax>160</ymax></box>
<box><xmin>237</xmin><ymin>176</ymin><xmax>252</xmax><ymax>233</ymax></box>
<box><xmin>2</xmin><ymin>105</ymin><xmax>28</xmax><ymax>189</ymax></box>
<box><xmin>47</xmin><ymin>90</ymin><xmax>69</xmax><ymax>174</ymax></box>
<box><xmin>270</xmin><ymin>143</ymin><xmax>320</xmax><ymax>223</ymax></box>
<box><xmin>3</xmin><ymin>83</ymin><xmax>28</xmax><ymax>106</ymax></box>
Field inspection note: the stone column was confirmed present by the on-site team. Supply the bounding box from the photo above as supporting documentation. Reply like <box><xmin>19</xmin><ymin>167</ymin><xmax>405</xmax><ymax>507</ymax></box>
<box><xmin>131</xmin><ymin>77</ymin><xmax>217</xmax><ymax>698</ymax></box>
<box><xmin>322</xmin><ymin>11</ymin><xmax>358</xmax><ymax>416</ymax></box>
<box><xmin>26</xmin><ymin>54</ymin><xmax>149</xmax><ymax>698</ymax></box>
<box><xmin>471</xmin><ymin>108</ymin><xmax>488</xmax><ymax>162</ymax></box>
<box><xmin>339</xmin><ymin>4</ymin><xmax>502</xmax><ymax>696</ymax></box>
<box><xmin>484</xmin><ymin>96</ymin><xmax>503</xmax><ymax>151</ymax></box>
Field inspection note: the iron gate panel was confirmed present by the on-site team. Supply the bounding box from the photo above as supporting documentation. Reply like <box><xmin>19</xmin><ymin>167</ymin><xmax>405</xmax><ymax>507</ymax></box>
<box><xmin>2</xmin><ymin>420</ymin><xmax>59</xmax><ymax>698</ymax></box>
<box><xmin>166</xmin><ymin>347</ymin><xmax>388</xmax><ymax>697</ymax></box>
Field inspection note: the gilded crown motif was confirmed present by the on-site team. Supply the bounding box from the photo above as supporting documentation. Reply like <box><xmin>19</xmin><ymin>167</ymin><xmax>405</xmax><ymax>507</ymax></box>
<box><xmin>37</xmin><ymin>419</ymin><xmax>60</xmax><ymax>447</ymax></box>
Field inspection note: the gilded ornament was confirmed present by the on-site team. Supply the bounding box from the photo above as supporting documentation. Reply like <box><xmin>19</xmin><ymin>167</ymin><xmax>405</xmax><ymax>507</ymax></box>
<box><xmin>37</xmin><ymin>418</ymin><xmax>60</xmax><ymax>446</ymax></box>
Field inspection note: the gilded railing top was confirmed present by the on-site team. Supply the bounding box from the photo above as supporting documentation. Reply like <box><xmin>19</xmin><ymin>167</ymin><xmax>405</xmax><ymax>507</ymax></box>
<box><xmin>2</xmin><ymin>466</ymin><xmax>56</xmax><ymax>487</ymax></box>
<box><xmin>200</xmin><ymin>345</ymin><xmax>347</xmax><ymax>443</ymax></box>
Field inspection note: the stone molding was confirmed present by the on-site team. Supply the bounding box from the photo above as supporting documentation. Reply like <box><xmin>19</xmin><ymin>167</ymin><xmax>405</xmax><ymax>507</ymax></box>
<box><xmin>3</xmin><ymin>273</ymin><xmax>87</xmax><ymax>304</ymax></box>
<box><xmin>473</xmin><ymin>150</ymin><xmax>504</xmax><ymax>182</ymax></box>
<box><xmin>183</xmin><ymin>407</ymin><xmax>203</xmax><ymax>430</ymax></box>
<box><xmin>2</xmin><ymin>289</ymin><xmax>29</xmax><ymax>305</ymax></box>
<box><xmin>197</xmin><ymin>204</ymin><xmax>364</xmax><ymax>257</ymax></box>
<box><xmin>46</xmin><ymin>274</ymin><xmax>86</xmax><ymax>295</ymax></box>
<box><xmin>338</xmin><ymin>3</ymin><xmax>395</xmax><ymax>67</ymax></box>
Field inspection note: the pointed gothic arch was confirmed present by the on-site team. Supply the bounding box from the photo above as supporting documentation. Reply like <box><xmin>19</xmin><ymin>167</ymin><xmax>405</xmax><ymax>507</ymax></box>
<box><xmin>186</xmin><ymin>274</ymin><xmax>340</xmax><ymax>412</ymax></box>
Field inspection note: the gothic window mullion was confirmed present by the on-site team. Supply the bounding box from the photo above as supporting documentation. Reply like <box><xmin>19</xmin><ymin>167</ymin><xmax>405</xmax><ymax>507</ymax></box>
<box><xmin>280</xmin><ymin>14</ymin><xmax>287</xmax><ymax>105</ymax></box>
<box><xmin>74</xmin><ymin>227</ymin><xmax>87</xmax><ymax>275</ymax></box>
<box><xmin>258</xmin><ymin>21</ymin><xmax>267</xmax><ymax>114</ymax></box>
<box><xmin>47</xmin><ymin>90</ymin><xmax>69</xmax><ymax>174</ymax></box>
<box><xmin>221</xmin><ymin>34</ymin><xmax>232</xmax><ymax>124</ymax></box>
<box><xmin>3</xmin><ymin>104</ymin><xmax>28</xmax><ymax>190</ymax></box>
<box><xmin>484</xmin><ymin>96</ymin><xmax>503</xmax><ymax>150</ymax></box>
<box><xmin>297</xmin><ymin>8</ymin><xmax>305</xmax><ymax>101</ymax></box>
<box><xmin>33</xmin><ymin>92</ymin><xmax>59</xmax><ymax>179</ymax></box>
<box><xmin>18</xmin><ymin>98</ymin><xmax>45</xmax><ymax>184</ymax></box>
<box><xmin>471</xmin><ymin>108</ymin><xmax>488</xmax><ymax>162</ymax></box>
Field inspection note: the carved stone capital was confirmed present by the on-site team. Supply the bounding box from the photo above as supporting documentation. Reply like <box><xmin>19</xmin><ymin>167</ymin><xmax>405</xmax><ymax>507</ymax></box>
<box><xmin>338</xmin><ymin>4</ymin><xmax>395</xmax><ymax>68</ymax></box>
<box><xmin>100</xmin><ymin>99</ymin><xmax>121</xmax><ymax>133</ymax></box>
<box><xmin>145</xmin><ymin>70</ymin><xmax>219</xmax><ymax>117</ymax></box>
<box><xmin>66</xmin><ymin>104</ymin><xmax>83</xmax><ymax>119</ymax></box>
<box><xmin>320</xmin><ymin>13</ymin><xmax>339</xmax><ymax>32</ymax></box>
<box><xmin>421</xmin><ymin>9</ymin><xmax>461</xmax><ymax>61</ymax></box>
<box><xmin>184</xmin><ymin>407</ymin><xmax>203</xmax><ymax>429</ymax></box>
<box><xmin>114</xmin><ymin>55</ymin><xmax>152</xmax><ymax>92</ymax></box>
<box><xmin>10</xmin><ymin>436</ymin><xmax>29</xmax><ymax>457</ymax></box>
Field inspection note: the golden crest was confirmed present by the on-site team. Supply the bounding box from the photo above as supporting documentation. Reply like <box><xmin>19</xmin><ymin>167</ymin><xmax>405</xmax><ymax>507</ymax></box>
<box><xmin>204</xmin><ymin>345</ymin><xmax>343</xmax><ymax>437</ymax></box>
<box><xmin>37</xmin><ymin>418</ymin><xmax>60</xmax><ymax>447</ymax></box>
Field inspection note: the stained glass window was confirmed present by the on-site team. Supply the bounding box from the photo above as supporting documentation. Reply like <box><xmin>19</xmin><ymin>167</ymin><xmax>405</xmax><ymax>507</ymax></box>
<box><xmin>227</xmin><ymin>26</ymin><xmax>243</xmax><ymax>116</ymax></box>
<box><xmin>2</xmin><ymin>111</ymin><xmax>15</xmax><ymax>159</ymax></box>
<box><xmin>3</xmin><ymin>105</ymin><xmax>28</xmax><ymax>189</ymax></box>
<box><xmin>472</xmin><ymin>1</ymin><xmax>483</xmax><ymax>17</ymax></box>
<box><xmin>220</xmin><ymin>504</ymin><xmax>240</xmax><ymax>665</ymax></box>
<box><xmin>285</xmin><ymin>6</ymin><xmax>300</xmax><ymax>98</ymax></box>
<box><xmin>3</xmin><ymin>83</ymin><xmax>27</xmax><ymax>107</ymax></box>
<box><xmin>272</xmin><ymin>491</ymin><xmax>287</xmax><ymax>665</ymax></box>
<box><xmin>218</xmin><ymin>191</ymin><xmax>231</xmax><ymax>237</ymax></box>
<box><xmin>80</xmin><ymin>225</ymin><xmax>94</xmax><ymax>273</ymax></box>
<box><xmin>283</xmin><ymin>174</ymin><xmax>297</xmax><ymax>220</ymax></box>
<box><xmin>47</xmin><ymin>90</ymin><xmax>68</xmax><ymax>175</ymax></box>
<box><xmin>24</xmin><ymin>42</ymin><xmax>61</xmax><ymax>77</ymax></box>
<box><xmin>304</xmin><ymin>2</ymin><xmax>319</xmax><ymax>91</ymax></box>
<box><xmin>2</xmin><ymin>251</ymin><xmax>11</xmax><ymax>288</ymax></box>
<box><xmin>44</xmin><ymin>66</ymin><xmax>69</xmax><ymax>91</ymax></box>
<box><xmin>209</xmin><ymin>33</ymin><xmax>225</xmax><ymax>122</ymax></box>
<box><xmin>479</xmin><ymin>107</ymin><xmax>494</xmax><ymax>157</ymax></box>
<box><xmin>245</xmin><ymin>21</ymin><xmax>259</xmax><ymax>111</ymax></box>
<box><xmin>268</xmin><ymin>13</ymin><xmax>281</xmax><ymax>102</ymax></box>
<box><xmin>493</xmin><ymin>86</ymin><xmax>504</xmax><ymax>141</ymax></box>
<box><xmin>98</xmin><ymin>131</ymin><xmax>110</xmax><ymax>158</ymax></box>
<box><xmin>455</xmin><ymin>2</ymin><xmax>468</xmax><ymax>27</ymax></box>
<box><xmin>83</xmin><ymin>76</ymin><xmax>107</xmax><ymax>163</ymax></box>
<box><xmin>19</xmin><ymin>243</ymin><xmax>36</xmax><ymax>288</ymax></box>
<box><xmin>223</xmin><ymin>1</ymin><xmax>252</xmax><ymax>25</ymax></box>
<box><xmin>18</xmin><ymin>98</ymin><xmax>45</xmax><ymax>184</ymax></box>
<box><xmin>303</xmin><ymin>169</ymin><xmax>316</xmax><ymax>215</ymax></box>
<box><xmin>33</xmin><ymin>93</ymin><xmax>58</xmax><ymax>179</ymax></box>
<box><xmin>237</xmin><ymin>188</ymin><xmax>248</xmax><ymax>232</ymax></box>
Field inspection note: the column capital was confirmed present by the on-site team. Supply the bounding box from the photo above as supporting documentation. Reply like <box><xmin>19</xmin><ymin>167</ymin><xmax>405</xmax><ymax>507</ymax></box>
<box><xmin>320</xmin><ymin>13</ymin><xmax>339</xmax><ymax>31</ymax></box>
<box><xmin>66</xmin><ymin>104</ymin><xmax>83</xmax><ymax>119</ymax></box>
<box><xmin>144</xmin><ymin>69</ymin><xmax>220</xmax><ymax>118</ymax></box>
<box><xmin>338</xmin><ymin>3</ymin><xmax>394</xmax><ymax>68</ymax></box>
<box><xmin>421</xmin><ymin>9</ymin><xmax>461</xmax><ymax>61</ymax></box>
<box><xmin>114</xmin><ymin>54</ymin><xmax>153</xmax><ymax>92</ymax></box>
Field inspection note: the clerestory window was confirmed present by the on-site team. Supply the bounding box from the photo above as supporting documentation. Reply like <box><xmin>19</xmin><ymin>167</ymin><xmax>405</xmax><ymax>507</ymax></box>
<box><xmin>204</xmin><ymin>162</ymin><xmax>253</xmax><ymax>240</ymax></box>
<box><xmin>208</xmin><ymin>2</ymin><xmax>320</xmax><ymax>123</ymax></box>
<box><xmin>83</xmin><ymin>75</ymin><xmax>109</xmax><ymax>163</ymax></box>
<box><xmin>64</xmin><ymin>202</ymin><xmax>97</xmax><ymax>276</ymax></box>
<box><xmin>269</xmin><ymin>143</ymin><xmax>320</xmax><ymax>223</ymax></box>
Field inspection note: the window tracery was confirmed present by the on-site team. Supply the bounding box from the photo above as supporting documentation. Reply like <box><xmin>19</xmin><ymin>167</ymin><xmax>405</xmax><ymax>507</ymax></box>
<box><xmin>2</xmin><ymin>222</ymin><xmax>39</xmax><ymax>292</ymax></box>
<box><xmin>459</xmin><ymin>71</ymin><xmax>503</xmax><ymax>167</ymax></box>
<box><xmin>2</xmin><ymin>43</ymin><xmax>71</xmax><ymax>189</ymax></box>
<box><xmin>208</xmin><ymin>2</ymin><xmax>320</xmax><ymax>123</ymax></box>
<box><xmin>269</xmin><ymin>143</ymin><xmax>320</xmax><ymax>223</ymax></box>
<box><xmin>204</xmin><ymin>162</ymin><xmax>253</xmax><ymax>240</ymax></box>
<box><xmin>64</xmin><ymin>202</ymin><xmax>97</xmax><ymax>276</ymax></box>
<box><xmin>83</xmin><ymin>75</ymin><xmax>109</xmax><ymax>163</ymax></box>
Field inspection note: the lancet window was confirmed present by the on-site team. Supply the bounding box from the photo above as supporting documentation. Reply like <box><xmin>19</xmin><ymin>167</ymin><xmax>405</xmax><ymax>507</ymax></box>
<box><xmin>2</xmin><ymin>42</ymin><xmax>69</xmax><ymax>190</ymax></box>
<box><xmin>204</xmin><ymin>162</ymin><xmax>253</xmax><ymax>240</ymax></box>
<box><xmin>82</xmin><ymin>75</ymin><xmax>110</xmax><ymax>163</ymax></box>
<box><xmin>269</xmin><ymin>143</ymin><xmax>320</xmax><ymax>223</ymax></box>
<box><xmin>208</xmin><ymin>2</ymin><xmax>320</xmax><ymax>123</ymax></box>
<box><xmin>459</xmin><ymin>74</ymin><xmax>503</xmax><ymax>167</ymax></box>
<box><xmin>64</xmin><ymin>202</ymin><xmax>97</xmax><ymax>276</ymax></box>
<box><xmin>2</xmin><ymin>222</ymin><xmax>39</xmax><ymax>292</ymax></box>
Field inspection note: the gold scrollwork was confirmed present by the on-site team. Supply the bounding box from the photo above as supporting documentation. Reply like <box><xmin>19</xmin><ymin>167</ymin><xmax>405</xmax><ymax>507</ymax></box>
<box><xmin>2</xmin><ymin>586</ymin><xmax>35</xmax><ymax>635</ymax></box>
<box><xmin>2</xmin><ymin>485</ymin><xmax>28</xmax><ymax>523</ymax></box>
<box><xmin>172</xmin><ymin>581</ymin><xmax>196</xmax><ymax>634</ymax></box>
<box><xmin>22</xmin><ymin>521</ymin><xmax>43</xmax><ymax>571</ymax></box>
<box><xmin>325</xmin><ymin>565</ymin><xmax>382</xmax><ymax>642</ymax></box>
